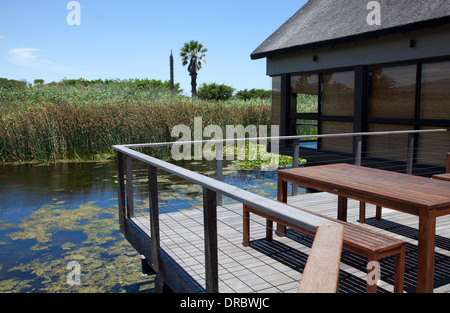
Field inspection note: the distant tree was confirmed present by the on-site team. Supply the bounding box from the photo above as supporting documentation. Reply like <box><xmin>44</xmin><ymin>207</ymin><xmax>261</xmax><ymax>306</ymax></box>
<box><xmin>180</xmin><ymin>40</ymin><xmax>207</xmax><ymax>97</ymax></box>
<box><xmin>197</xmin><ymin>83</ymin><xmax>234</xmax><ymax>101</ymax></box>
<box><xmin>235</xmin><ymin>88</ymin><xmax>271</xmax><ymax>100</ymax></box>
<box><xmin>33</xmin><ymin>79</ymin><xmax>45</xmax><ymax>86</ymax></box>
<box><xmin>0</xmin><ymin>78</ymin><xmax>27</xmax><ymax>90</ymax></box>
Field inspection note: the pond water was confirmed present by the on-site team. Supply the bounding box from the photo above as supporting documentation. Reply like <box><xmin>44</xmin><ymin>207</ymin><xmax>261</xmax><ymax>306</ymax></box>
<box><xmin>0</xmin><ymin>160</ymin><xmax>298</xmax><ymax>293</ymax></box>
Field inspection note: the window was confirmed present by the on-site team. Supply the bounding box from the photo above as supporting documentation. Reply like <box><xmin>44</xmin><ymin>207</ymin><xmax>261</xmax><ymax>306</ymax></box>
<box><xmin>367</xmin><ymin>123</ymin><xmax>414</xmax><ymax>161</ymax></box>
<box><xmin>271</xmin><ymin>76</ymin><xmax>281</xmax><ymax>126</ymax></box>
<box><xmin>321</xmin><ymin>121</ymin><xmax>354</xmax><ymax>153</ymax></box>
<box><xmin>322</xmin><ymin>71</ymin><xmax>355</xmax><ymax>116</ymax></box>
<box><xmin>420</xmin><ymin>61</ymin><xmax>450</xmax><ymax>120</ymax></box>
<box><xmin>296</xmin><ymin>119</ymin><xmax>317</xmax><ymax>137</ymax></box>
<box><xmin>291</xmin><ymin>74</ymin><xmax>319</xmax><ymax>114</ymax></box>
<box><xmin>368</xmin><ymin>65</ymin><xmax>417</xmax><ymax>119</ymax></box>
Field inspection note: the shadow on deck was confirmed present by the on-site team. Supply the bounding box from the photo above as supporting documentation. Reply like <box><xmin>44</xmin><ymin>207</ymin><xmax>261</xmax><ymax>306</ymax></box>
<box><xmin>250</xmin><ymin>220</ymin><xmax>450</xmax><ymax>293</ymax></box>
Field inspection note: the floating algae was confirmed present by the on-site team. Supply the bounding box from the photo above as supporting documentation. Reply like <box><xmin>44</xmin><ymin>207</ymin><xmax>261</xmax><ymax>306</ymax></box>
<box><xmin>1</xmin><ymin>200</ymin><xmax>155</xmax><ymax>293</ymax></box>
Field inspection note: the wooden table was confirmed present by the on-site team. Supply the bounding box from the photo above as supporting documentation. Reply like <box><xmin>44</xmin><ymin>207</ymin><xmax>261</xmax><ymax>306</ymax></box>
<box><xmin>277</xmin><ymin>163</ymin><xmax>450</xmax><ymax>293</ymax></box>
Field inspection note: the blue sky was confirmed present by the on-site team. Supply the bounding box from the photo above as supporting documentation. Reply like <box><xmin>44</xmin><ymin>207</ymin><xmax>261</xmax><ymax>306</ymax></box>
<box><xmin>0</xmin><ymin>0</ymin><xmax>307</xmax><ymax>94</ymax></box>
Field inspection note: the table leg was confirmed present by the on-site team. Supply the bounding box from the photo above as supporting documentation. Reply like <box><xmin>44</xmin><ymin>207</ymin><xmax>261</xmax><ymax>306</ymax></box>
<box><xmin>376</xmin><ymin>206</ymin><xmax>382</xmax><ymax>220</ymax></box>
<box><xmin>416</xmin><ymin>208</ymin><xmax>437</xmax><ymax>293</ymax></box>
<box><xmin>359</xmin><ymin>202</ymin><xmax>366</xmax><ymax>223</ymax></box>
<box><xmin>277</xmin><ymin>178</ymin><xmax>288</xmax><ymax>203</ymax></box>
<box><xmin>276</xmin><ymin>177</ymin><xmax>288</xmax><ymax>236</ymax></box>
<box><xmin>337</xmin><ymin>196</ymin><xmax>348</xmax><ymax>222</ymax></box>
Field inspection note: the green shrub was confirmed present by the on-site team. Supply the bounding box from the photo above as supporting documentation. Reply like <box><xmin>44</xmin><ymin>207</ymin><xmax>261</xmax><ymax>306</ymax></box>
<box><xmin>0</xmin><ymin>78</ymin><xmax>27</xmax><ymax>90</ymax></box>
<box><xmin>235</xmin><ymin>88</ymin><xmax>271</xmax><ymax>101</ymax></box>
<box><xmin>197</xmin><ymin>83</ymin><xmax>235</xmax><ymax>101</ymax></box>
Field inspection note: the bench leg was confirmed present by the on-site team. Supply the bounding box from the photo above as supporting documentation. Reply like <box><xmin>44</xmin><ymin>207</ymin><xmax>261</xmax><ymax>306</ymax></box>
<box><xmin>266</xmin><ymin>219</ymin><xmax>273</xmax><ymax>242</ymax></box>
<box><xmin>393</xmin><ymin>245</ymin><xmax>406</xmax><ymax>293</ymax></box>
<box><xmin>243</xmin><ymin>205</ymin><xmax>274</xmax><ymax>246</ymax></box>
<box><xmin>276</xmin><ymin>223</ymin><xmax>286</xmax><ymax>237</ymax></box>
<box><xmin>366</xmin><ymin>255</ymin><xmax>379</xmax><ymax>293</ymax></box>
<box><xmin>359</xmin><ymin>202</ymin><xmax>366</xmax><ymax>223</ymax></box>
<box><xmin>243</xmin><ymin>207</ymin><xmax>250</xmax><ymax>247</ymax></box>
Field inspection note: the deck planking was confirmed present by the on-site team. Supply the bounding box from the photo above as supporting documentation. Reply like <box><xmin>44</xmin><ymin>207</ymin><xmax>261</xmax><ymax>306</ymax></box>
<box><xmin>131</xmin><ymin>192</ymin><xmax>450</xmax><ymax>293</ymax></box>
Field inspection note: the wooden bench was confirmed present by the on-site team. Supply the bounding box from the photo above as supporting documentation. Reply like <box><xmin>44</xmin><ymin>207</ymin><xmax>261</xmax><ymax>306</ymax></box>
<box><xmin>432</xmin><ymin>152</ymin><xmax>450</xmax><ymax>182</ymax></box>
<box><xmin>243</xmin><ymin>203</ymin><xmax>406</xmax><ymax>293</ymax></box>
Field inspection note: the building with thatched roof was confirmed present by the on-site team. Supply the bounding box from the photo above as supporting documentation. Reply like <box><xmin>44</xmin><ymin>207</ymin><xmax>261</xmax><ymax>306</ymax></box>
<box><xmin>252</xmin><ymin>0</ymin><xmax>450</xmax><ymax>170</ymax></box>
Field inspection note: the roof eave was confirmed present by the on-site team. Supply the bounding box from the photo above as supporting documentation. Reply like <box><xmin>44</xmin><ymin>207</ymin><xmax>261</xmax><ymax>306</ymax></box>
<box><xmin>251</xmin><ymin>16</ymin><xmax>450</xmax><ymax>60</ymax></box>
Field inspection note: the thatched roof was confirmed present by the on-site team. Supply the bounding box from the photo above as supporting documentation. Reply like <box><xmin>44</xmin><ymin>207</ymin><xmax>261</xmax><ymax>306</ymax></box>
<box><xmin>251</xmin><ymin>0</ymin><xmax>450</xmax><ymax>60</ymax></box>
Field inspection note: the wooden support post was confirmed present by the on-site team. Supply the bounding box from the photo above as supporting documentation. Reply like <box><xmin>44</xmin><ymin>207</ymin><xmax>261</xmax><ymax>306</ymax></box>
<box><xmin>292</xmin><ymin>139</ymin><xmax>300</xmax><ymax>196</ymax></box>
<box><xmin>125</xmin><ymin>155</ymin><xmax>134</xmax><ymax>218</ymax></box>
<box><xmin>148</xmin><ymin>164</ymin><xmax>161</xmax><ymax>273</ymax></box>
<box><xmin>116</xmin><ymin>151</ymin><xmax>126</xmax><ymax>235</ymax></box>
<box><xmin>203</xmin><ymin>187</ymin><xmax>219</xmax><ymax>293</ymax></box>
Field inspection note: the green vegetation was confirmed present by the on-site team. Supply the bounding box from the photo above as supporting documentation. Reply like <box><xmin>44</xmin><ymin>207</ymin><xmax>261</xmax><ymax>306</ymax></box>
<box><xmin>235</xmin><ymin>88</ymin><xmax>271</xmax><ymax>101</ymax></box>
<box><xmin>0</xmin><ymin>78</ymin><xmax>27</xmax><ymax>90</ymax></box>
<box><xmin>228</xmin><ymin>143</ymin><xmax>307</xmax><ymax>171</ymax></box>
<box><xmin>197</xmin><ymin>82</ymin><xmax>235</xmax><ymax>101</ymax></box>
<box><xmin>0</xmin><ymin>78</ymin><xmax>271</xmax><ymax>163</ymax></box>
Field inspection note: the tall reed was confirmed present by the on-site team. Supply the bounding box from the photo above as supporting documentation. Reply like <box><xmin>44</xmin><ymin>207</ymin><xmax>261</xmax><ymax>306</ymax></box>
<box><xmin>0</xmin><ymin>84</ymin><xmax>271</xmax><ymax>163</ymax></box>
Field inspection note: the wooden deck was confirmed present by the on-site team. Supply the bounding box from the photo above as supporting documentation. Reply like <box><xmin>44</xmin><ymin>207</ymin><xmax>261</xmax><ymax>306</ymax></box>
<box><xmin>130</xmin><ymin>192</ymin><xmax>450</xmax><ymax>293</ymax></box>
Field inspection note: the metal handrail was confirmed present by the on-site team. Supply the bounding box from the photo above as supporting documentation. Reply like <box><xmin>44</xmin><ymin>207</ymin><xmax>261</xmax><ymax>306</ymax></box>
<box><xmin>119</xmin><ymin>128</ymin><xmax>448</xmax><ymax>149</ymax></box>
<box><xmin>113</xmin><ymin>144</ymin><xmax>335</xmax><ymax>233</ymax></box>
<box><xmin>113</xmin><ymin>128</ymin><xmax>448</xmax><ymax>293</ymax></box>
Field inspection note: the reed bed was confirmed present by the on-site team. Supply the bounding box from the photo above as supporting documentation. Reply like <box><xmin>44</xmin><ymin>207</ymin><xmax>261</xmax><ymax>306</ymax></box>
<box><xmin>0</xmin><ymin>84</ymin><xmax>271</xmax><ymax>163</ymax></box>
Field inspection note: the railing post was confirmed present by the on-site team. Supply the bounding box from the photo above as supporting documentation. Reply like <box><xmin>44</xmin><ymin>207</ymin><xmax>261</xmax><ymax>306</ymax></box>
<box><xmin>148</xmin><ymin>164</ymin><xmax>161</xmax><ymax>273</ymax></box>
<box><xmin>406</xmin><ymin>133</ymin><xmax>415</xmax><ymax>175</ymax></box>
<box><xmin>292</xmin><ymin>139</ymin><xmax>300</xmax><ymax>196</ymax></box>
<box><xmin>125</xmin><ymin>155</ymin><xmax>134</xmax><ymax>218</ymax></box>
<box><xmin>203</xmin><ymin>187</ymin><xmax>219</xmax><ymax>293</ymax></box>
<box><xmin>215</xmin><ymin>142</ymin><xmax>223</xmax><ymax>206</ymax></box>
<box><xmin>355</xmin><ymin>135</ymin><xmax>363</xmax><ymax>166</ymax></box>
<box><xmin>116</xmin><ymin>151</ymin><xmax>126</xmax><ymax>235</ymax></box>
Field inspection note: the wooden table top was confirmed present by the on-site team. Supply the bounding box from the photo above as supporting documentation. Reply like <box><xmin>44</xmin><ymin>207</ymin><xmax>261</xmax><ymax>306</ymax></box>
<box><xmin>278</xmin><ymin>163</ymin><xmax>450</xmax><ymax>213</ymax></box>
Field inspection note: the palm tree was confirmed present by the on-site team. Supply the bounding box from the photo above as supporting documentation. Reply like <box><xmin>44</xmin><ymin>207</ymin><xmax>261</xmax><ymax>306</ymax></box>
<box><xmin>180</xmin><ymin>40</ymin><xmax>207</xmax><ymax>97</ymax></box>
